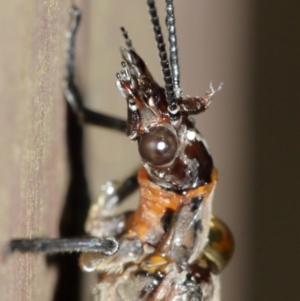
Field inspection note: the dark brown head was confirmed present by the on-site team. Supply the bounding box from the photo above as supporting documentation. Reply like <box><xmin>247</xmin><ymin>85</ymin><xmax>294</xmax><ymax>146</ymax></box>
<box><xmin>117</xmin><ymin>48</ymin><xmax>218</xmax><ymax>192</ymax></box>
<box><xmin>116</xmin><ymin>1</ymin><xmax>220</xmax><ymax>192</ymax></box>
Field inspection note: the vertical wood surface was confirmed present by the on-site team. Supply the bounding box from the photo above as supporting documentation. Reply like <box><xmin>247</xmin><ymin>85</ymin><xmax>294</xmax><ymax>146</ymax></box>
<box><xmin>0</xmin><ymin>1</ymin><xmax>70</xmax><ymax>301</ymax></box>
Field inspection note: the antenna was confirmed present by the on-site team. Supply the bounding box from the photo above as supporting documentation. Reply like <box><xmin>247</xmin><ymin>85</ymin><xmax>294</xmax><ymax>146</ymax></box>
<box><xmin>121</xmin><ymin>27</ymin><xmax>135</xmax><ymax>51</ymax></box>
<box><xmin>165</xmin><ymin>0</ymin><xmax>181</xmax><ymax>98</ymax></box>
<box><xmin>146</xmin><ymin>0</ymin><xmax>180</xmax><ymax>119</ymax></box>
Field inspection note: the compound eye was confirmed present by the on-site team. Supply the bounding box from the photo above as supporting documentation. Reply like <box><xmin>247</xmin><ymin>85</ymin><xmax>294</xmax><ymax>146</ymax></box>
<box><xmin>138</xmin><ymin>126</ymin><xmax>178</xmax><ymax>166</ymax></box>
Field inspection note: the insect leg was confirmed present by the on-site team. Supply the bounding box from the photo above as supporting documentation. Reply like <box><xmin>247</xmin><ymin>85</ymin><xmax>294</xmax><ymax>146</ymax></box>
<box><xmin>77</xmin><ymin>172</ymin><xmax>139</xmax><ymax>273</ymax></box>
<box><xmin>84</xmin><ymin>171</ymin><xmax>138</xmax><ymax>239</ymax></box>
<box><xmin>6</xmin><ymin>237</ymin><xmax>118</xmax><ymax>256</ymax></box>
<box><xmin>105</xmin><ymin>171</ymin><xmax>138</xmax><ymax>210</ymax></box>
<box><xmin>64</xmin><ymin>6</ymin><xmax>127</xmax><ymax>133</ymax></box>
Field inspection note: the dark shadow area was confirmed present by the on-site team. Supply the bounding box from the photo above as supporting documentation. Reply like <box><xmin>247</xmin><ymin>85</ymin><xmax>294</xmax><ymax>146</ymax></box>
<box><xmin>49</xmin><ymin>103</ymin><xmax>91</xmax><ymax>301</ymax></box>
<box><xmin>253</xmin><ymin>1</ymin><xmax>300</xmax><ymax>300</ymax></box>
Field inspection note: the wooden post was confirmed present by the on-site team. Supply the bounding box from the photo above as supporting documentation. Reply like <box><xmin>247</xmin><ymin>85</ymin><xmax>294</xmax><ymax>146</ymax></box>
<box><xmin>0</xmin><ymin>2</ymin><xmax>70</xmax><ymax>301</ymax></box>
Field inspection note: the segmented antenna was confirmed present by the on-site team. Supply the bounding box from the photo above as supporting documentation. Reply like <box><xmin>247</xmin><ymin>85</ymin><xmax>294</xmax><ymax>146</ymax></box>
<box><xmin>121</xmin><ymin>27</ymin><xmax>135</xmax><ymax>51</ymax></box>
<box><xmin>165</xmin><ymin>0</ymin><xmax>181</xmax><ymax>98</ymax></box>
<box><xmin>147</xmin><ymin>0</ymin><xmax>179</xmax><ymax>118</ymax></box>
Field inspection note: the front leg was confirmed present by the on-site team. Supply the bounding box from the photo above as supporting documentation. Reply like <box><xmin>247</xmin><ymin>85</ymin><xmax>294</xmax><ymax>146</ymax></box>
<box><xmin>64</xmin><ymin>6</ymin><xmax>127</xmax><ymax>132</ymax></box>
<box><xmin>6</xmin><ymin>237</ymin><xmax>118</xmax><ymax>256</ymax></box>
<box><xmin>84</xmin><ymin>171</ymin><xmax>138</xmax><ymax>238</ymax></box>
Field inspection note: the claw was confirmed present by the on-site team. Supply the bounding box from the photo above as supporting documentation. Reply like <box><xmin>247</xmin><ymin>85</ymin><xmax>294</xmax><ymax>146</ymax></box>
<box><xmin>69</xmin><ymin>6</ymin><xmax>81</xmax><ymax>16</ymax></box>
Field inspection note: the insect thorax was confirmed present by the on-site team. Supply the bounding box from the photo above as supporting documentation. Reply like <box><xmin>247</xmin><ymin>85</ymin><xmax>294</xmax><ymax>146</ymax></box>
<box><xmin>83</xmin><ymin>167</ymin><xmax>219</xmax><ymax>301</ymax></box>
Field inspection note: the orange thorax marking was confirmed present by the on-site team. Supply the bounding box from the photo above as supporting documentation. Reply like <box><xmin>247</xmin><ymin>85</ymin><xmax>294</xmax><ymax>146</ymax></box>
<box><xmin>126</xmin><ymin>167</ymin><xmax>218</xmax><ymax>243</ymax></box>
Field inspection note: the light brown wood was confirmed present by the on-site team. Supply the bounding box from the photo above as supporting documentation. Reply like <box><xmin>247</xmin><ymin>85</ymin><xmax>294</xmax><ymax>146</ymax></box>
<box><xmin>0</xmin><ymin>1</ymin><xmax>70</xmax><ymax>301</ymax></box>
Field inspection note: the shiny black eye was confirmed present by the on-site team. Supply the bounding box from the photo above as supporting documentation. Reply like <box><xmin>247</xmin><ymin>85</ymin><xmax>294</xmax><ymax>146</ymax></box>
<box><xmin>138</xmin><ymin>126</ymin><xmax>178</xmax><ymax>166</ymax></box>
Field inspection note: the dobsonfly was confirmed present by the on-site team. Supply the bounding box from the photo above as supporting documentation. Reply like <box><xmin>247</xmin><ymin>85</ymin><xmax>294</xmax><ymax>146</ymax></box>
<box><xmin>7</xmin><ymin>1</ymin><xmax>234</xmax><ymax>300</ymax></box>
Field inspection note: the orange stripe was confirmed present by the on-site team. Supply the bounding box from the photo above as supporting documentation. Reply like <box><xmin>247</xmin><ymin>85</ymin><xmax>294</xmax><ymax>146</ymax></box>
<box><xmin>126</xmin><ymin>168</ymin><xmax>218</xmax><ymax>242</ymax></box>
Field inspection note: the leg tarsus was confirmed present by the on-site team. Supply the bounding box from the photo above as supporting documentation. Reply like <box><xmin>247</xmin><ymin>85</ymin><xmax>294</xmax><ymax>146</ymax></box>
<box><xmin>113</xmin><ymin>172</ymin><xmax>139</xmax><ymax>205</ymax></box>
<box><xmin>6</xmin><ymin>237</ymin><xmax>118</xmax><ymax>256</ymax></box>
<box><xmin>66</xmin><ymin>6</ymin><xmax>81</xmax><ymax>81</ymax></box>
<box><xmin>65</xmin><ymin>6</ymin><xmax>127</xmax><ymax>133</ymax></box>
<box><xmin>103</xmin><ymin>171</ymin><xmax>139</xmax><ymax>212</ymax></box>
<box><xmin>84</xmin><ymin>171</ymin><xmax>139</xmax><ymax>237</ymax></box>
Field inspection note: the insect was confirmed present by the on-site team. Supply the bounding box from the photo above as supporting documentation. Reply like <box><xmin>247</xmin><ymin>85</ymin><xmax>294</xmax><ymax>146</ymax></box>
<box><xmin>7</xmin><ymin>1</ymin><xmax>234</xmax><ymax>300</ymax></box>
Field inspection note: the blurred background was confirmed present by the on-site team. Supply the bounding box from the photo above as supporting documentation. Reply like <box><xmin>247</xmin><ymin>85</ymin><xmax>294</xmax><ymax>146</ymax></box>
<box><xmin>0</xmin><ymin>1</ymin><xmax>299</xmax><ymax>301</ymax></box>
